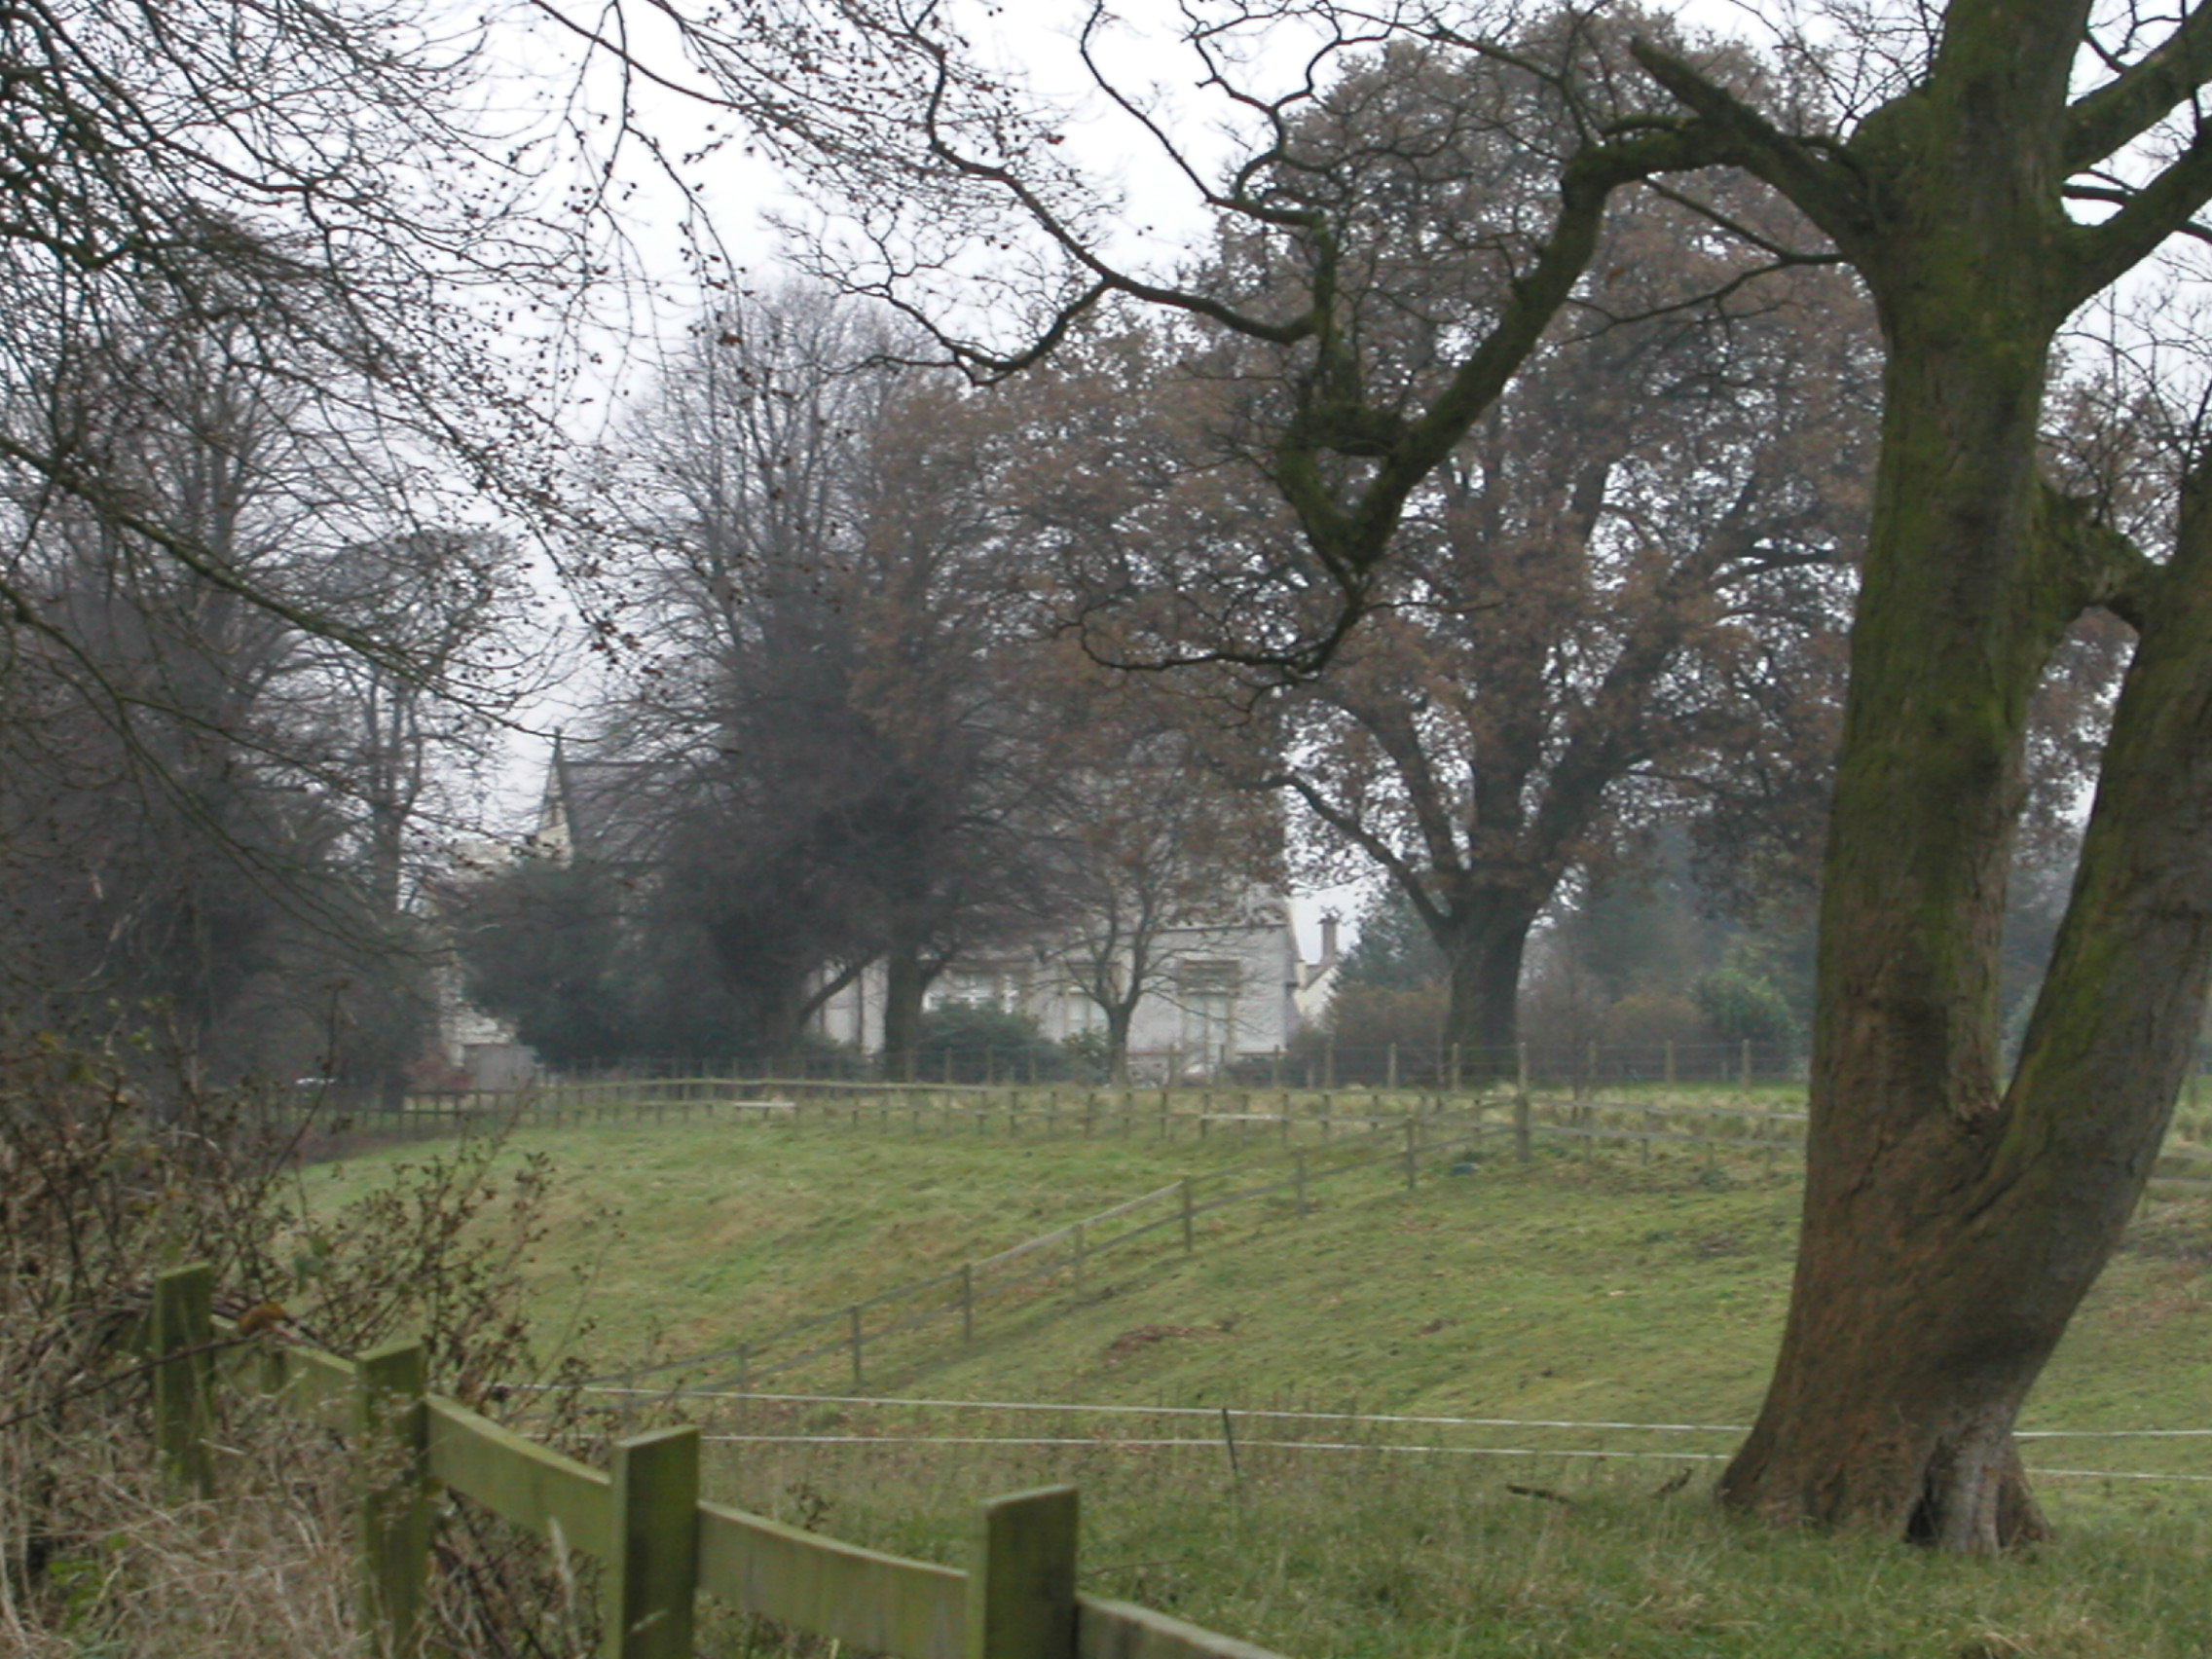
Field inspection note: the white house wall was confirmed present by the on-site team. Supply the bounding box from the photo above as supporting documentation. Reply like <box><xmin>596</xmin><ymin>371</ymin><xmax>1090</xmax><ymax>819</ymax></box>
<box><xmin>812</xmin><ymin>897</ymin><xmax>1318</xmax><ymax>1068</ymax></box>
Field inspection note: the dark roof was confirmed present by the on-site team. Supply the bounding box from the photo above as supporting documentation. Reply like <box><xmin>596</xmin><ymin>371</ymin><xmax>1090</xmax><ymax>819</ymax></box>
<box><xmin>543</xmin><ymin>742</ymin><xmax>664</xmax><ymax>865</ymax></box>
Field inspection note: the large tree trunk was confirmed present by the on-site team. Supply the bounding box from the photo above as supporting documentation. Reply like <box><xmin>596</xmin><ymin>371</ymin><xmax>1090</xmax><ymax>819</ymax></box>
<box><xmin>1435</xmin><ymin>897</ymin><xmax>1538</xmax><ymax>1080</ymax></box>
<box><xmin>1698</xmin><ymin>7</ymin><xmax>2212</xmax><ymax>1544</ymax></box>
<box><xmin>881</xmin><ymin>941</ymin><xmax>929</xmax><ymax>1078</ymax></box>
<box><xmin>1722</xmin><ymin>468</ymin><xmax>2212</xmax><ymax>1545</ymax></box>
<box><xmin>1716</xmin><ymin>264</ymin><xmax>2212</xmax><ymax>1545</ymax></box>
<box><xmin>1717</xmin><ymin>295</ymin><xmax>2062</xmax><ymax>1543</ymax></box>
<box><xmin>1104</xmin><ymin>1002</ymin><xmax>1137</xmax><ymax>1087</ymax></box>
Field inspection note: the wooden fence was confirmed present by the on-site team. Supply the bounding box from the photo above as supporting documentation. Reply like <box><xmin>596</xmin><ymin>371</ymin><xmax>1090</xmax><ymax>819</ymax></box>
<box><xmin>619</xmin><ymin>1113</ymin><xmax>1450</xmax><ymax>1394</ymax></box>
<box><xmin>608</xmin><ymin>1098</ymin><xmax>1791</xmax><ymax>1393</ymax></box>
<box><xmin>145</xmin><ymin>1265</ymin><xmax>1287</xmax><ymax>1659</ymax></box>
<box><xmin>592</xmin><ymin>1088</ymin><xmax>2212</xmax><ymax>1394</ymax></box>
<box><xmin>279</xmin><ymin>1081</ymin><xmax>2212</xmax><ymax>1395</ymax></box>
<box><xmin>305</xmin><ymin>1075</ymin><xmax>1783</xmax><ymax>1142</ymax></box>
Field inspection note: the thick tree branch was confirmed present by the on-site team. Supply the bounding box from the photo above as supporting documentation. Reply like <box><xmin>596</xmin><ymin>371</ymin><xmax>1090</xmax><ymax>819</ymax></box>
<box><xmin>2065</xmin><ymin>6</ymin><xmax>2212</xmax><ymax>171</ymax></box>
<box><xmin>1322</xmin><ymin>120</ymin><xmax>1732</xmax><ymax>571</ymax></box>
<box><xmin>1627</xmin><ymin>40</ymin><xmax>1874</xmax><ymax>252</ymax></box>
<box><xmin>1319</xmin><ymin>682</ymin><xmax>1468</xmax><ymax>883</ymax></box>
<box><xmin>2063</xmin><ymin>125</ymin><xmax>2212</xmax><ymax>304</ymax></box>
<box><xmin>2035</xmin><ymin>478</ymin><xmax>2162</xmax><ymax>629</ymax></box>
<box><xmin>1274</xmin><ymin>766</ymin><xmax>1445</xmax><ymax>937</ymax></box>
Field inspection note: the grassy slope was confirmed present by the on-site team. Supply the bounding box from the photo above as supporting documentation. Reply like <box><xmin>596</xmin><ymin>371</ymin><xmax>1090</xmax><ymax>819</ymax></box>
<box><xmin>300</xmin><ymin>1115</ymin><xmax>1264</xmax><ymax>1365</ymax></box>
<box><xmin>309</xmin><ymin>1112</ymin><xmax>2212</xmax><ymax>1658</ymax></box>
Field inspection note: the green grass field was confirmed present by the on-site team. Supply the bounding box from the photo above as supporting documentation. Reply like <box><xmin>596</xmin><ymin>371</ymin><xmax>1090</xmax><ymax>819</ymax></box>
<box><xmin>305</xmin><ymin>1104</ymin><xmax>2212</xmax><ymax>1657</ymax></box>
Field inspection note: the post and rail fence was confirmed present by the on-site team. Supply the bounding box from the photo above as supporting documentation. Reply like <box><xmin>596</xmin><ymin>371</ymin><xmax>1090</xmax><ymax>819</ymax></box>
<box><xmin>277</xmin><ymin>1038</ymin><xmax>2212</xmax><ymax>1165</ymax></box>
<box><xmin>143</xmin><ymin>1265</ymin><xmax>1290</xmax><ymax>1659</ymax></box>
<box><xmin>266</xmin><ymin>1073</ymin><xmax>2212</xmax><ymax>1399</ymax></box>
<box><xmin>569</xmin><ymin>1087</ymin><xmax>2212</xmax><ymax>1398</ymax></box>
<box><xmin>457</xmin><ymin>1040</ymin><xmax>1809</xmax><ymax>1089</ymax></box>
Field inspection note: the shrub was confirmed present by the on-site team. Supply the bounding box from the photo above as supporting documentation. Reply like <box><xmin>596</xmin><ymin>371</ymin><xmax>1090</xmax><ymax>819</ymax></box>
<box><xmin>1294</xmin><ymin>982</ymin><xmax>1450</xmax><ymax>1083</ymax></box>
<box><xmin>1600</xmin><ymin>991</ymin><xmax>1709</xmax><ymax>1050</ymax></box>
<box><xmin>0</xmin><ymin>1036</ymin><xmax>603</xmax><ymax>1655</ymax></box>
<box><xmin>1692</xmin><ymin>967</ymin><xmax>1803</xmax><ymax>1056</ymax></box>
<box><xmin>916</xmin><ymin>1001</ymin><xmax>1068</xmax><ymax>1082</ymax></box>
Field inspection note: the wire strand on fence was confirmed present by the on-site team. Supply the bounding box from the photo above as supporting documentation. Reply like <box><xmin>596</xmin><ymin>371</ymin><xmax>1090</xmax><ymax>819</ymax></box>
<box><xmin>682</xmin><ymin>1431</ymin><xmax>2212</xmax><ymax>1484</ymax></box>
<box><xmin>700</xmin><ymin>1434</ymin><xmax>1732</xmax><ymax>1460</ymax></box>
<box><xmin>537</xmin><ymin>1385</ymin><xmax>2212</xmax><ymax>1446</ymax></box>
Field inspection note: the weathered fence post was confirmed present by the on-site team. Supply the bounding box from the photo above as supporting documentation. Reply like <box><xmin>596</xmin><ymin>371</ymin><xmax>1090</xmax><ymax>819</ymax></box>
<box><xmin>353</xmin><ymin>1340</ymin><xmax>430</xmax><ymax>1658</ymax></box>
<box><xmin>1514</xmin><ymin>1093</ymin><xmax>1531</xmax><ymax>1163</ymax></box>
<box><xmin>604</xmin><ymin>1425</ymin><xmax>700</xmax><ymax>1659</ymax></box>
<box><xmin>1386</xmin><ymin>1044</ymin><xmax>1399</xmax><ymax>1091</ymax></box>
<box><xmin>967</xmin><ymin>1486</ymin><xmax>1078</xmax><ymax>1659</ymax></box>
<box><xmin>151</xmin><ymin>1263</ymin><xmax>216</xmax><ymax>1498</ymax></box>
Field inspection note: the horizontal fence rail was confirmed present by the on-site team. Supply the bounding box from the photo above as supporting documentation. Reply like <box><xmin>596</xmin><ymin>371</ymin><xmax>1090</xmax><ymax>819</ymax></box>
<box><xmin>143</xmin><ymin>1265</ymin><xmax>1290</xmax><ymax>1659</ymax></box>
<box><xmin>419</xmin><ymin>1039</ymin><xmax>1812</xmax><ymax>1089</ymax></box>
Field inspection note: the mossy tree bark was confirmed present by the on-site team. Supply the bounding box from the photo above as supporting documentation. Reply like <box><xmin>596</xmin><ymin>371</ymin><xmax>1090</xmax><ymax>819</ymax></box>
<box><xmin>1641</xmin><ymin>0</ymin><xmax>2212</xmax><ymax>1547</ymax></box>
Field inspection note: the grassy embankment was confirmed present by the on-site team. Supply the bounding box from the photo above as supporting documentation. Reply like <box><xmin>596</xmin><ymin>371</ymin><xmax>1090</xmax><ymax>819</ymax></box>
<box><xmin>306</xmin><ymin>1092</ymin><xmax>2212</xmax><ymax>1658</ymax></box>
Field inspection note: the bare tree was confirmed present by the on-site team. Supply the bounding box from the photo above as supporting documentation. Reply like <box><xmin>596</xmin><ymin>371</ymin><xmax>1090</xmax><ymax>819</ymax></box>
<box><xmin>0</xmin><ymin>1</ymin><xmax>582</xmax><ymax>661</ymax></box>
<box><xmin>589</xmin><ymin>287</ymin><xmax>1061</xmax><ymax>1064</ymax></box>
<box><xmin>1231</xmin><ymin>77</ymin><xmax>1875</xmax><ymax>1068</ymax></box>
<box><xmin>1032</xmin><ymin>663</ymin><xmax>1286</xmax><ymax>1082</ymax></box>
<box><xmin>0</xmin><ymin>0</ymin><xmax>599</xmax><ymax>1075</ymax></box>
<box><xmin>0</xmin><ymin>304</ymin><xmax>534</xmax><ymax>1079</ymax></box>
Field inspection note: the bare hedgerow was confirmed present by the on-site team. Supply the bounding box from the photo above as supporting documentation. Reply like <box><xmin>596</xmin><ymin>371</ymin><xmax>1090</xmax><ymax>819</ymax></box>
<box><xmin>0</xmin><ymin>1034</ymin><xmax>608</xmax><ymax>1656</ymax></box>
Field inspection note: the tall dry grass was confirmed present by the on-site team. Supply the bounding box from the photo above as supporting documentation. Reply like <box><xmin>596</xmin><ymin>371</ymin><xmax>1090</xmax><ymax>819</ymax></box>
<box><xmin>0</xmin><ymin>1036</ymin><xmax>603</xmax><ymax>1657</ymax></box>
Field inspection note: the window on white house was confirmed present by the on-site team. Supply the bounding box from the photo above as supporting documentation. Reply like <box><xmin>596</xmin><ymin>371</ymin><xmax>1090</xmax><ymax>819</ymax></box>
<box><xmin>1179</xmin><ymin>961</ymin><xmax>1241</xmax><ymax>1058</ymax></box>
<box><xmin>1063</xmin><ymin>988</ymin><xmax>1105</xmax><ymax>1034</ymax></box>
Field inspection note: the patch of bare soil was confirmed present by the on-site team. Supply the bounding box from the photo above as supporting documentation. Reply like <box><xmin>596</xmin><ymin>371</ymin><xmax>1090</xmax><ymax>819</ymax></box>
<box><xmin>1103</xmin><ymin>1323</ymin><xmax>1225</xmax><ymax>1359</ymax></box>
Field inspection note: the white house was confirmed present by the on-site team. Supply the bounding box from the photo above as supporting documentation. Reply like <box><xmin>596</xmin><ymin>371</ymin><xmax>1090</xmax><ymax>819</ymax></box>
<box><xmin>462</xmin><ymin>739</ymin><xmax>1345</xmax><ymax>1078</ymax></box>
<box><xmin>813</xmin><ymin>891</ymin><xmax>1341</xmax><ymax>1077</ymax></box>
